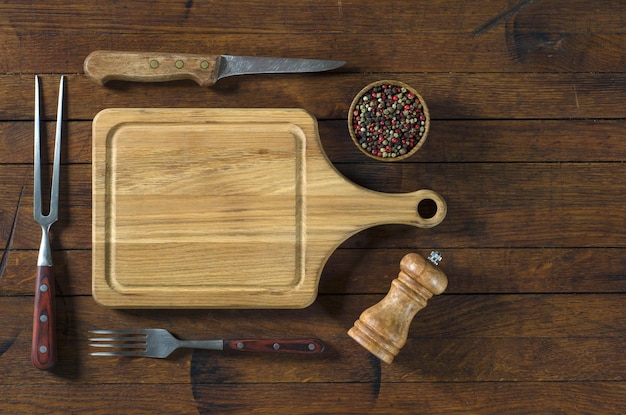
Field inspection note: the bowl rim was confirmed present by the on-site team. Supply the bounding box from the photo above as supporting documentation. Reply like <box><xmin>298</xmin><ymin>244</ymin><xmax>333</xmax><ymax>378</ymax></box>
<box><xmin>348</xmin><ymin>79</ymin><xmax>430</xmax><ymax>162</ymax></box>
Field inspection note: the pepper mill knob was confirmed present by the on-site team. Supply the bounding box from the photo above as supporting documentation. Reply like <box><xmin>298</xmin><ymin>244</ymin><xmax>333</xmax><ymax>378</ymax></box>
<box><xmin>347</xmin><ymin>252</ymin><xmax>448</xmax><ymax>364</ymax></box>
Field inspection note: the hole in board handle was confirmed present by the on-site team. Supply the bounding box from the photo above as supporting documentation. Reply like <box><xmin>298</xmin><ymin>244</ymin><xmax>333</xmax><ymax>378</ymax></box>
<box><xmin>417</xmin><ymin>198</ymin><xmax>438</xmax><ymax>219</ymax></box>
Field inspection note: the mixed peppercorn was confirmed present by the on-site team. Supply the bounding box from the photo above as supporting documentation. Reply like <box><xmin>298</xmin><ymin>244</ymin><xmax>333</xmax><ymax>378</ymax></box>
<box><xmin>350</xmin><ymin>83</ymin><xmax>427</xmax><ymax>159</ymax></box>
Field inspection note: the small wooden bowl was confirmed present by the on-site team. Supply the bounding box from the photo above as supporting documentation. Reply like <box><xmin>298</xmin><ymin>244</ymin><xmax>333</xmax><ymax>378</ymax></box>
<box><xmin>348</xmin><ymin>80</ymin><xmax>430</xmax><ymax>161</ymax></box>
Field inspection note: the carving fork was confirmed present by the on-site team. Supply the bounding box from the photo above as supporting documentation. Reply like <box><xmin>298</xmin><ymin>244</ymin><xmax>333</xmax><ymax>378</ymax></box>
<box><xmin>32</xmin><ymin>75</ymin><xmax>64</xmax><ymax>370</ymax></box>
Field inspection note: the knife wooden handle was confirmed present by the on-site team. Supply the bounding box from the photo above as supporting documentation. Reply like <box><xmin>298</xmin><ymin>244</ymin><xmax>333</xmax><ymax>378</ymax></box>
<box><xmin>84</xmin><ymin>50</ymin><xmax>221</xmax><ymax>86</ymax></box>
<box><xmin>224</xmin><ymin>338</ymin><xmax>325</xmax><ymax>354</ymax></box>
<box><xmin>32</xmin><ymin>265</ymin><xmax>57</xmax><ymax>370</ymax></box>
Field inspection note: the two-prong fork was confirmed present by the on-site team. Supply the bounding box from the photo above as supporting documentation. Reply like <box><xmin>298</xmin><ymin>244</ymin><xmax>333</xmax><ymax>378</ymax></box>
<box><xmin>89</xmin><ymin>329</ymin><xmax>325</xmax><ymax>358</ymax></box>
<box><xmin>32</xmin><ymin>75</ymin><xmax>65</xmax><ymax>370</ymax></box>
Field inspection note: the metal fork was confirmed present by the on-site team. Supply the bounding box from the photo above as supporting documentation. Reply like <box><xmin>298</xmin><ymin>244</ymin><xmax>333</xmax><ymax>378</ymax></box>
<box><xmin>31</xmin><ymin>75</ymin><xmax>65</xmax><ymax>370</ymax></box>
<box><xmin>89</xmin><ymin>328</ymin><xmax>325</xmax><ymax>358</ymax></box>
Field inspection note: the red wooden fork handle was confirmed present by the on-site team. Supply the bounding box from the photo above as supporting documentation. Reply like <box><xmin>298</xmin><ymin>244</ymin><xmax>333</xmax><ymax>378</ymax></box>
<box><xmin>31</xmin><ymin>266</ymin><xmax>57</xmax><ymax>370</ymax></box>
<box><xmin>224</xmin><ymin>338</ymin><xmax>325</xmax><ymax>354</ymax></box>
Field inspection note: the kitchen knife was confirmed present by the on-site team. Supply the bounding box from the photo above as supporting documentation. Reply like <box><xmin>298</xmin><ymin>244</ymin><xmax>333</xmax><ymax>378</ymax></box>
<box><xmin>84</xmin><ymin>50</ymin><xmax>345</xmax><ymax>86</ymax></box>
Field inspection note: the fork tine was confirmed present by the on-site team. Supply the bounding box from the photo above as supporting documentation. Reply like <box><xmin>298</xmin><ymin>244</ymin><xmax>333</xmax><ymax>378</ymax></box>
<box><xmin>89</xmin><ymin>337</ymin><xmax>147</xmax><ymax>343</ymax></box>
<box><xmin>33</xmin><ymin>76</ymin><xmax>42</xmax><ymax>219</ymax></box>
<box><xmin>88</xmin><ymin>329</ymin><xmax>150</xmax><ymax>350</ymax></box>
<box><xmin>89</xmin><ymin>329</ymin><xmax>150</xmax><ymax>335</ymax></box>
<box><xmin>90</xmin><ymin>351</ymin><xmax>146</xmax><ymax>357</ymax></box>
<box><xmin>89</xmin><ymin>342</ymin><xmax>146</xmax><ymax>349</ymax></box>
<box><xmin>88</xmin><ymin>329</ymin><xmax>149</xmax><ymax>343</ymax></box>
<box><xmin>48</xmin><ymin>76</ymin><xmax>64</xmax><ymax>220</ymax></box>
<box><xmin>89</xmin><ymin>336</ymin><xmax>148</xmax><ymax>343</ymax></box>
<box><xmin>88</xmin><ymin>327</ymin><xmax>149</xmax><ymax>356</ymax></box>
<box><xmin>33</xmin><ymin>75</ymin><xmax>64</xmax><ymax>222</ymax></box>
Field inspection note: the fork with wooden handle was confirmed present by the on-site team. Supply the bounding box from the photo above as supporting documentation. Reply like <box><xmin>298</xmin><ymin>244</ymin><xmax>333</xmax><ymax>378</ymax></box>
<box><xmin>89</xmin><ymin>329</ymin><xmax>325</xmax><ymax>358</ymax></box>
<box><xmin>32</xmin><ymin>76</ymin><xmax>65</xmax><ymax>370</ymax></box>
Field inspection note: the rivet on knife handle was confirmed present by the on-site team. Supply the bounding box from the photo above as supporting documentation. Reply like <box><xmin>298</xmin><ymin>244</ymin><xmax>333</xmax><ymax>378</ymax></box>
<box><xmin>84</xmin><ymin>51</ymin><xmax>222</xmax><ymax>86</ymax></box>
<box><xmin>224</xmin><ymin>338</ymin><xmax>325</xmax><ymax>354</ymax></box>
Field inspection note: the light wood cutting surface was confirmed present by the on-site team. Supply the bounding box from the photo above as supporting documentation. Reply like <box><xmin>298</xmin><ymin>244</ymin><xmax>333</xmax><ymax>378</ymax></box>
<box><xmin>92</xmin><ymin>108</ymin><xmax>445</xmax><ymax>308</ymax></box>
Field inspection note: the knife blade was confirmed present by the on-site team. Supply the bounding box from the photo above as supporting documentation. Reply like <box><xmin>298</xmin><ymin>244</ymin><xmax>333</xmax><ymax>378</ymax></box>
<box><xmin>84</xmin><ymin>50</ymin><xmax>345</xmax><ymax>86</ymax></box>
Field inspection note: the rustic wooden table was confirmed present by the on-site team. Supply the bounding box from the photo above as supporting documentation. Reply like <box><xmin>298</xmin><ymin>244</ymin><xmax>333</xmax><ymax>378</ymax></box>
<box><xmin>1</xmin><ymin>1</ymin><xmax>624</xmax><ymax>414</ymax></box>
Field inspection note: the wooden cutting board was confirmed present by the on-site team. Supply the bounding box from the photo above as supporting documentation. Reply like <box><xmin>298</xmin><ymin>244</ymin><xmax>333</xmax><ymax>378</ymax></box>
<box><xmin>92</xmin><ymin>108</ymin><xmax>446</xmax><ymax>308</ymax></box>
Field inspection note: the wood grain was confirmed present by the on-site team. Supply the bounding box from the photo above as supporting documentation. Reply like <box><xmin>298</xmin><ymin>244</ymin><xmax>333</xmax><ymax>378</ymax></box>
<box><xmin>91</xmin><ymin>108</ymin><xmax>445</xmax><ymax>308</ymax></box>
<box><xmin>2</xmin><ymin>247</ymin><xmax>625</xmax><ymax>296</ymax></box>
<box><xmin>0</xmin><ymin>0</ymin><xmax>623</xmax><ymax>413</ymax></box>
<box><xmin>3</xmin><ymin>73</ymin><xmax>626</xmax><ymax>120</ymax></box>
<box><xmin>0</xmin><ymin>296</ymin><xmax>623</xmax><ymax>383</ymax></box>
<box><xmin>2</xmin><ymin>382</ymin><xmax>625</xmax><ymax>415</ymax></box>
<box><xmin>3</xmin><ymin>162</ymin><xmax>625</xmax><ymax>251</ymax></box>
<box><xmin>3</xmin><ymin>118</ymin><xmax>626</xmax><ymax>164</ymax></box>
<box><xmin>4</xmin><ymin>31</ymin><xmax>626</xmax><ymax>74</ymax></box>
<box><xmin>31</xmin><ymin>265</ymin><xmax>57</xmax><ymax>369</ymax></box>
<box><xmin>84</xmin><ymin>50</ymin><xmax>222</xmax><ymax>86</ymax></box>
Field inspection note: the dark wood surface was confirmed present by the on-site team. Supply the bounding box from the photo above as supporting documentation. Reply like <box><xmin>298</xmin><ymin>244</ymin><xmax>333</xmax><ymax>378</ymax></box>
<box><xmin>1</xmin><ymin>1</ymin><xmax>624</xmax><ymax>413</ymax></box>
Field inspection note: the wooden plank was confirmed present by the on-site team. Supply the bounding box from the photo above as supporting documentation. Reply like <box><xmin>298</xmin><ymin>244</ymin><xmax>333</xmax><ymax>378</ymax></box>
<box><xmin>191</xmin><ymin>382</ymin><xmax>626</xmax><ymax>415</ymax></box>
<box><xmin>1</xmin><ymin>31</ymin><xmax>625</xmax><ymax>73</ymax></box>
<box><xmin>0</xmin><ymin>385</ymin><xmax>198</xmax><ymax>415</ymax></box>
<box><xmin>1</xmin><ymin>0</ymin><xmax>624</xmax><ymax>35</ymax></box>
<box><xmin>0</xmin><ymin>247</ymin><xmax>618</xmax><ymax>296</ymax></box>
<box><xmin>321</xmin><ymin>247</ymin><xmax>626</xmax><ymax>294</ymax></box>
<box><xmin>5</xmin><ymin>162</ymin><xmax>624</xmax><ymax>250</ymax></box>
<box><xmin>0</xmin><ymin>295</ymin><xmax>623</xmax><ymax>383</ymax></box>
<box><xmin>0</xmin><ymin>250</ymin><xmax>90</xmax><ymax>295</ymax></box>
<box><xmin>321</xmin><ymin>119</ymin><xmax>626</xmax><ymax>163</ymax></box>
<box><xmin>340</xmin><ymin>162</ymin><xmax>626</xmax><ymax>247</ymax></box>
<box><xmin>3</xmin><ymin>73</ymin><xmax>626</xmax><ymax>120</ymax></box>
<box><xmin>1</xmin><ymin>382</ymin><xmax>624</xmax><ymax>415</ymax></box>
<box><xmin>190</xmin><ymin>337</ymin><xmax>625</xmax><ymax>383</ymax></box>
<box><xmin>3</xmin><ymin>119</ymin><xmax>626</xmax><ymax>164</ymax></box>
<box><xmin>2</xmin><ymin>247</ymin><xmax>625</xmax><ymax>295</ymax></box>
<box><xmin>0</xmin><ymin>121</ymin><xmax>91</xmax><ymax>164</ymax></box>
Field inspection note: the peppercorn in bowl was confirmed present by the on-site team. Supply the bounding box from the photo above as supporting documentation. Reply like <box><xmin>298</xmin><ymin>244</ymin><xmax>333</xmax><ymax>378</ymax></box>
<box><xmin>348</xmin><ymin>80</ymin><xmax>429</xmax><ymax>161</ymax></box>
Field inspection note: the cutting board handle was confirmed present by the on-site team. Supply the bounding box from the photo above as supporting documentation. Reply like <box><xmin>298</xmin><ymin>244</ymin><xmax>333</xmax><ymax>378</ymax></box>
<box><xmin>409</xmin><ymin>189</ymin><xmax>446</xmax><ymax>228</ymax></box>
<box><xmin>332</xmin><ymin>188</ymin><xmax>446</xmax><ymax>230</ymax></box>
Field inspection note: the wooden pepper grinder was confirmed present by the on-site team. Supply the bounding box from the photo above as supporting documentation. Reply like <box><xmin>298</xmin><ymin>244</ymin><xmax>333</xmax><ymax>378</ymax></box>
<box><xmin>347</xmin><ymin>251</ymin><xmax>448</xmax><ymax>364</ymax></box>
